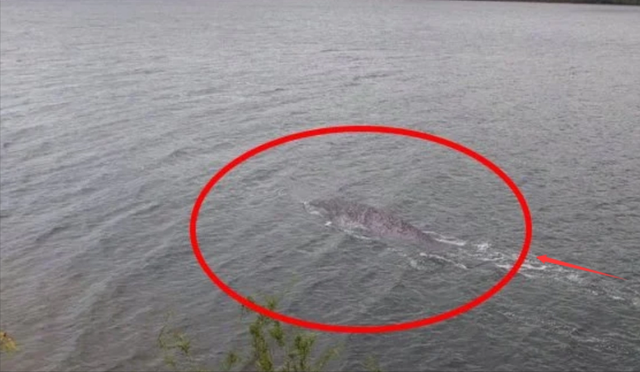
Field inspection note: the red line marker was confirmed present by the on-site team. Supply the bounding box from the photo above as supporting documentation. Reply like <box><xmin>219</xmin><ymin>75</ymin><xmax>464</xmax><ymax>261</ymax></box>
<box><xmin>537</xmin><ymin>255</ymin><xmax>625</xmax><ymax>280</ymax></box>
<box><xmin>190</xmin><ymin>125</ymin><xmax>534</xmax><ymax>333</ymax></box>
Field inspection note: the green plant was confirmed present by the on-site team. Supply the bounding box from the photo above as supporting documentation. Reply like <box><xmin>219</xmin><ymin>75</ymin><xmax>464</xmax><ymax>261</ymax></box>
<box><xmin>363</xmin><ymin>356</ymin><xmax>383</xmax><ymax>372</ymax></box>
<box><xmin>240</xmin><ymin>295</ymin><xmax>341</xmax><ymax>372</ymax></box>
<box><xmin>158</xmin><ymin>296</ymin><xmax>347</xmax><ymax>372</ymax></box>
<box><xmin>0</xmin><ymin>330</ymin><xmax>18</xmax><ymax>354</ymax></box>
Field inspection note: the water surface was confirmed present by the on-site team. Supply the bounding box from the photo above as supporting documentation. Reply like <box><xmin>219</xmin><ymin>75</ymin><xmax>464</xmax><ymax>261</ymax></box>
<box><xmin>1</xmin><ymin>0</ymin><xmax>639</xmax><ymax>371</ymax></box>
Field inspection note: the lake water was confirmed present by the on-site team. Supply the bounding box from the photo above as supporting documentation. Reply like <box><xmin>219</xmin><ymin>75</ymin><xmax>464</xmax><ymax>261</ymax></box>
<box><xmin>1</xmin><ymin>0</ymin><xmax>639</xmax><ymax>371</ymax></box>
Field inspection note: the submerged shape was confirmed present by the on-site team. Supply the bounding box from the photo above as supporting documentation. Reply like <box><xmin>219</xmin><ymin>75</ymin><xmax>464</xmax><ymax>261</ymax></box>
<box><xmin>306</xmin><ymin>197</ymin><xmax>446</xmax><ymax>251</ymax></box>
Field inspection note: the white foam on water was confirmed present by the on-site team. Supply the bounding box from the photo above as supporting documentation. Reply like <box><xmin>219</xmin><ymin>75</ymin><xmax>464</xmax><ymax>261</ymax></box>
<box><xmin>303</xmin><ymin>201</ymin><xmax>319</xmax><ymax>216</ymax></box>
<box><xmin>426</xmin><ymin>231</ymin><xmax>467</xmax><ymax>246</ymax></box>
<box><xmin>419</xmin><ymin>252</ymin><xmax>468</xmax><ymax>270</ymax></box>
<box><xmin>342</xmin><ymin>229</ymin><xmax>374</xmax><ymax>241</ymax></box>
<box><xmin>476</xmin><ymin>242</ymin><xmax>491</xmax><ymax>252</ymax></box>
<box><xmin>566</xmin><ymin>272</ymin><xmax>584</xmax><ymax>283</ymax></box>
<box><xmin>474</xmin><ymin>244</ymin><xmax>636</xmax><ymax>307</ymax></box>
<box><xmin>304</xmin><ymin>206</ymin><xmax>636</xmax><ymax>308</ymax></box>
<box><xmin>495</xmin><ymin>262</ymin><xmax>534</xmax><ymax>278</ymax></box>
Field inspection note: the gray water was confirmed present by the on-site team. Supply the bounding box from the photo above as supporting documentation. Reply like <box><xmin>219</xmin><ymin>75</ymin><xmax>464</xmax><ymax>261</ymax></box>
<box><xmin>1</xmin><ymin>0</ymin><xmax>640</xmax><ymax>371</ymax></box>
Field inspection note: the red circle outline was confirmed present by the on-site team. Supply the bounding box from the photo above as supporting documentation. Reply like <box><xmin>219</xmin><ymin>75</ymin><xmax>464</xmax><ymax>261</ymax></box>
<box><xmin>190</xmin><ymin>125</ymin><xmax>532</xmax><ymax>333</ymax></box>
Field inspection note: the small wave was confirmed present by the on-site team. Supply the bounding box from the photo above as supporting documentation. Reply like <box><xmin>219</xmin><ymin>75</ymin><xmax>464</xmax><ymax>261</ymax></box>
<box><xmin>335</xmin><ymin>225</ymin><xmax>375</xmax><ymax>241</ymax></box>
<box><xmin>389</xmin><ymin>248</ymin><xmax>436</xmax><ymax>271</ymax></box>
<box><xmin>425</xmin><ymin>231</ymin><xmax>467</xmax><ymax>246</ymax></box>
<box><xmin>257</xmin><ymin>87</ymin><xmax>286</xmax><ymax>96</ymax></box>
<box><xmin>313</xmin><ymin>215</ymin><xmax>374</xmax><ymax>242</ymax></box>
<box><xmin>566</xmin><ymin>272</ymin><xmax>584</xmax><ymax>283</ymax></box>
<box><xmin>468</xmin><ymin>243</ymin><xmax>637</xmax><ymax>306</ymax></box>
<box><xmin>302</xmin><ymin>207</ymin><xmax>633</xmax><ymax>306</ymax></box>
<box><xmin>493</xmin><ymin>263</ymin><xmax>534</xmax><ymax>278</ymax></box>
<box><xmin>35</xmin><ymin>224</ymin><xmax>70</xmax><ymax>244</ymax></box>
<box><xmin>302</xmin><ymin>201</ymin><xmax>320</xmax><ymax>215</ymax></box>
<box><xmin>520</xmin><ymin>261</ymin><xmax>549</xmax><ymax>272</ymax></box>
<box><xmin>352</xmin><ymin>71</ymin><xmax>395</xmax><ymax>82</ymax></box>
<box><xmin>476</xmin><ymin>242</ymin><xmax>491</xmax><ymax>252</ymax></box>
<box><xmin>419</xmin><ymin>252</ymin><xmax>468</xmax><ymax>270</ymax></box>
